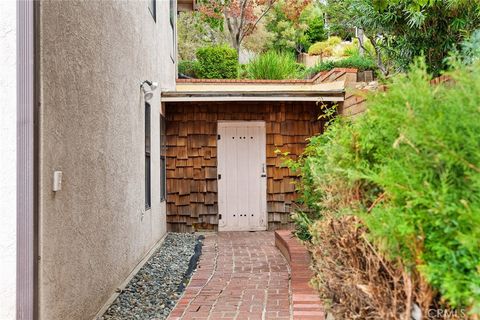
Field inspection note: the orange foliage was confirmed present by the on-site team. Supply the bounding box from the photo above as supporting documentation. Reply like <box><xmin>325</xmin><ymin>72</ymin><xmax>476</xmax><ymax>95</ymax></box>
<box><xmin>198</xmin><ymin>0</ymin><xmax>311</xmax><ymax>46</ymax></box>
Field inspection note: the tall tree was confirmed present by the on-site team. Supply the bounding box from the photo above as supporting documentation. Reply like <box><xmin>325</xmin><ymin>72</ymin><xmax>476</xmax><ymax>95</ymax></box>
<box><xmin>265</xmin><ymin>1</ymin><xmax>306</xmax><ymax>53</ymax></box>
<box><xmin>265</xmin><ymin>0</ymin><xmax>323</xmax><ymax>54</ymax></box>
<box><xmin>323</xmin><ymin>0</ymin><xmax>480</xmax><ymax>75</ymax></box>
<box><xmin>198</xmin><ymin>0</ymin><xmax>277</xmax><ymax>54</ymax></box>
<box><xmin>198</xmin><ymin>0</ymin><xmax>311</xmax><ymax>55</ymax></box>
<box><xmin>376</xmin><ymin>0</ymin><xmax>480</xmax><ymax>74</ymax></box>
<box><xmin>177</xmin><ymin>11</ymin><xmax>228</xmax><ymax>61</ymax></box>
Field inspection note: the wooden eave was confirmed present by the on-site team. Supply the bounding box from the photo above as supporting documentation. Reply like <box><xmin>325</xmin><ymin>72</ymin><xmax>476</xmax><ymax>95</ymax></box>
<box><xmin>162</xmin><ymin>80</ymin><xmax>346</xmax><ymax>102</ymax></box>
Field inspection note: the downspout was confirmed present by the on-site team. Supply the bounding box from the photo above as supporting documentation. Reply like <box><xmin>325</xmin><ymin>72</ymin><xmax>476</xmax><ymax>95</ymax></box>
<box><xmin>17</xmin><ymin>0</ymin><xmax>39</xmax><ymax>319</ymax></box>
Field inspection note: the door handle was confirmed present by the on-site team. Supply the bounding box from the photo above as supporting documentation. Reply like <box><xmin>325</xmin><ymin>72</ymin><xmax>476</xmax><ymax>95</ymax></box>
<box><xmin>261</xmin><ymin>163</ymin><xmax>266</xmax><ymax>177</ymax></box>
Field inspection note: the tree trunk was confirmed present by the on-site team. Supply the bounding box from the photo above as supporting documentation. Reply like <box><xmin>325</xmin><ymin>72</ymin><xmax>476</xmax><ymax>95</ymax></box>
<box><xmin>233</xmin><ymin>39</ymin><xmax>241</xmax><ymax>59</ymax></box>
<box><xmin>370</xmin><ymin>36</ymin><xmax>388</xmax><ymax>76</ymax></box>
<box><xmin>357</xmin><ymin>28</ymin><xmax>365</xmax><ymax>56</ymax></box>
<box><xmin>225</xmin><ymin>16</ymin><xmax>242</xmax><ymax>61</ymax></box>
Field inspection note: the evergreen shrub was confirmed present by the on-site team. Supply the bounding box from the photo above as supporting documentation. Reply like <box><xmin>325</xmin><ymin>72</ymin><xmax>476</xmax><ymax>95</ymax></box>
<box><xmin>288</xmin><ymin>60</ymin><xmax>480</xmax><ymax>314</ymax></box>
<box><xmin>178</xmin><ymin>60</ymin><xmax>200</xmax><ymax>78</ymax></box>
<box><xmin>196</xmin><ymin>45</ymin><xmax>238</xmax><ymax>79</ymax></box>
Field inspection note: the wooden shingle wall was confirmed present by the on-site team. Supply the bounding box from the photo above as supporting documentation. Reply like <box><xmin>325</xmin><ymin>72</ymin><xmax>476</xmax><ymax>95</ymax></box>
<box><xmin>165</xmin><ymin>101</ymin><xmax>325</xmax><ymax>232</ymax></box>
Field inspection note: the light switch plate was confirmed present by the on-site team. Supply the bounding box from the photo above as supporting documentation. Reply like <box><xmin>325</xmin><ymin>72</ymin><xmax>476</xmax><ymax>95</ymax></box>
<box><xmin>53</xmin><ymin>171</ymin><xmax>62</xmax><ymax>192</ymax></box>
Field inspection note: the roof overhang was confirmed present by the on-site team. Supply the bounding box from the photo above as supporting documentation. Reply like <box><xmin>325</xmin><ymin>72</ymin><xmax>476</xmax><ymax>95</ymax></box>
<box><xmin>162</xmin><ymin>80</ymin><xmax>346</xmax><ymax>102</ymax></box>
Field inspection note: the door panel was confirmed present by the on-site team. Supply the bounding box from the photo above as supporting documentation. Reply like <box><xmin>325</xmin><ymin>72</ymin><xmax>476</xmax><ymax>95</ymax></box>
<box><xmin>218</xmin><ymin>121</ymin><xmax>267</xmax><ymax>231</ymax></box>
<box><xmin>247</xmin><ymin>126</ymin><xmax>261</xmax><ymax>228</ymax></box>
<box><xmin>225</xmin><ymin>127</ymin><xmax>238</xmax><ymax>229</ymax></box>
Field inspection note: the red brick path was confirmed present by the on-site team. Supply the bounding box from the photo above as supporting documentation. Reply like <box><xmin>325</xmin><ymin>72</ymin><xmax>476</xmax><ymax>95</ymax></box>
<box><xmin>167</xmin><ymin>232</ymin><xmax>292</xmax><ymax>320</ymax></box>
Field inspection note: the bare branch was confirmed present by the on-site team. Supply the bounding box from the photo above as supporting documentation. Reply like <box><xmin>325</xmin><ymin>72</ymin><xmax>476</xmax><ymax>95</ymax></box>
<box><xmin>237</xmin><ymin>0</ymin><xmax>249</xmax><ymax>41</ymax></box>
<box><xmin>240</xmin><ymin>0</ymin><xmax>276</xmax><ymax>43</ymax></box>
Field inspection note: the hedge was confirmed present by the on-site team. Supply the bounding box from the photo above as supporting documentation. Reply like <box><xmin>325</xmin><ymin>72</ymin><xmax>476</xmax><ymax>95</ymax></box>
<box><xmin>288</xmin><ymin>60</ymin><xmax>480</xmax><ymax>315</ymax></box>
<box><xmin>178</xmin><ymin>60</ymin><xmax>200</xmax><ymax>78</ymax></box>
<box><xmin>196</xmin><ymin>45</ymin><xmax>238</xmax><ymax>79</ymax></box>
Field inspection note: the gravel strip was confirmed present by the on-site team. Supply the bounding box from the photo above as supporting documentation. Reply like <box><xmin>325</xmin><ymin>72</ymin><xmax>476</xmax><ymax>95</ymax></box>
<box><xmin>100</xmin><ymin>233</ymin><xmax>201</xmax><ymax>320</ymax></box>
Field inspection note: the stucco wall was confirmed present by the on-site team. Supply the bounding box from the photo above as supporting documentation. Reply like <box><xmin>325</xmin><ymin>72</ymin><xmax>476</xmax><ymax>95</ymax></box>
<box><xmin>0</xmin><ymin>1</ymin><xmax>17</xmax><ymax>319</ymax></box>
<box><xmin>38</xmin><ymin>1</ymin><xmax>175</xmax><ymax>319</ymax></box>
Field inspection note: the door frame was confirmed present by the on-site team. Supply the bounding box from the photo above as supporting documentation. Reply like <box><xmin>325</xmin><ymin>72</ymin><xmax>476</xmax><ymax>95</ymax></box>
<box><xmin>217</xmin><ymin>121</ymin><xmax>267</xmax><ymax>231</ymax></box>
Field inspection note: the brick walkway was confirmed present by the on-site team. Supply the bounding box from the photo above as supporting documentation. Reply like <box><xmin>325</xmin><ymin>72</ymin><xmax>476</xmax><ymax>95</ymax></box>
<box><xmin>167</xmin><ymin>232</ymin><xmax>292</xmax><ymax>320</ymax></box>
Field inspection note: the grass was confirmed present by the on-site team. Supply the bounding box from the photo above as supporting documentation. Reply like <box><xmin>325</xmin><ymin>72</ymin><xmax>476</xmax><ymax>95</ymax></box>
<box><xmin>247</xmin><ymin>51</ymin><xmax>303</xmax><ymax>80</ymax></box>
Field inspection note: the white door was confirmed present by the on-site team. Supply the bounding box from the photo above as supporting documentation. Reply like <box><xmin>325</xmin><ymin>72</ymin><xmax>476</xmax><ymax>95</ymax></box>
<box><xmin>217</xmin><ymin>121</ymin><xmax>267</xmax><ymax>231</ymax></box>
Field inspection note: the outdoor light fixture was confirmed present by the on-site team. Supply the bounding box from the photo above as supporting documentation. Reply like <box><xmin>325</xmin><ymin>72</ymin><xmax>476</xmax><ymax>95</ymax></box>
<box><xmin>140</xmin><ymin>80</ymin><xmax>158</xmax><ymax>102</ymax></box>
<box><xmin>143</xmin><ymin>89</ymin><xmax>154</xmax><ymax>102</ymax></box>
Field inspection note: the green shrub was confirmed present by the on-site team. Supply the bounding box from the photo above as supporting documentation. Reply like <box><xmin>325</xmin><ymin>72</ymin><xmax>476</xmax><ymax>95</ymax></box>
<box><xmin>282</xmin><ymin>136</ymin><xmax>325</xmax><ymax>241</ymax></box>
<box><xmin>305</xmin><ymin>54</ymin><xmax>377</xmax><ymax>77</ymax></box>
<box><xmin>335</xmin><ymin>55</ymin><xmax>376</xmax><ymax>70</ymax></box>
<box><xmin>295</xmin><ymin>62</ymin><xmax>306</xmax><ymax>77</ymax></box>
<box><xmin>196</xmin><ymin>45</ymin><xmax>239</xmax><ymax>79</ymax></box>
<box><xmin>342</xmin><ymin>40</ymin><xmax>360</xmax><ymax>56</ymax></box>
<box><xmin>246</xmin><ymin>51</ymin><xmax>301</xmax><ymax>80</ymax></box>
<box><xmin>291</xmin><ymin>60</ymin><xmax>480</xmax><ymax>314</ymax></box>
<box><xmin>302</xmin><ymin>16</ymin><xmax>327</xmax><ymax>49</ymax></box>
<box><xmin>459</xmin><ymin>29</ymin><xmax>480</xmax><ymax>65</ymax></box>
<box><xmin>238</xmin><ymin>63</ymin><xmax>249</xmax><ymax>79</ymax></box>
<box><xmin>308</xmin><ymin>41</ymin><xmax>334</xmax><ymax>56</ymax></box>
<box><xmin>355</xmin><ymin>62</ymin><xmax>480</xmax><ymax>312</ymax></box>
<box><xmin>178</xmin><ymin>60</ymin><xmax>200</xmax><ymax>78</ymax></box>
<box><xmin>342</xmin><ymin>38</ymin><xmax>376</xmax><ymax>57</ymax></box>
<box><xmin>325</xmin><ymin>36</ymin><xmax>342</xmax><ymax>46</ymax></box>
<box><xmin>307</xmin><ymin>60</ymin><xmax>336</xmax><ymax>73</ymax></box>
<box><xmin>282</xmin><ymin>135</ymin><xmax>326</xmax><ymax>213</ymax></box>
<box><xmin>291</xmin><ymin>211</ymin><xmax>314</xmax><ymax>241</ymax></box>
<box><xmin>308</xmin><ymin>36</ymin><xmax>343</xmax><ymax>56</ymax></box>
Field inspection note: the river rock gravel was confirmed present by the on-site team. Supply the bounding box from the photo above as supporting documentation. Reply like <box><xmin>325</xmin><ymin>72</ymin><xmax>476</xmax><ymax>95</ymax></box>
<box><xmin>100</xmin><ymin>233</ymin><xmax>201</xmax><ymax>320</ymax></box>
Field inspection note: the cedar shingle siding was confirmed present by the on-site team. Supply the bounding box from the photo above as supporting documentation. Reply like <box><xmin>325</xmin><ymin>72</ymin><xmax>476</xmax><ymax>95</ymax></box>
<box><xmin>165</xmin><ymin>101</ymin><xmax>325</xmax><ymax>232</ymax></box>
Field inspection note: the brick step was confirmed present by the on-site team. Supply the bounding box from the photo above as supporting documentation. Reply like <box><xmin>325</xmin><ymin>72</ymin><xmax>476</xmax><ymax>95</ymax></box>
<box><xmin>275</xmin><ymin>230</ymin><xmax>325</xmax><ymax>320</ymax></box>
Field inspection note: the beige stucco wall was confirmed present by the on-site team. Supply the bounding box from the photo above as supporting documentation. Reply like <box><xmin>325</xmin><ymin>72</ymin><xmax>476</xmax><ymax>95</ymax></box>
<box><xmin>38</xmin><ymin>1</ymin><xmax>176</xmax><ymax>319</ymax></box>
<box><xmin>298</xmin><ymin>53</ymin><xmax>322</xmax><ymax>68</ymax></box>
